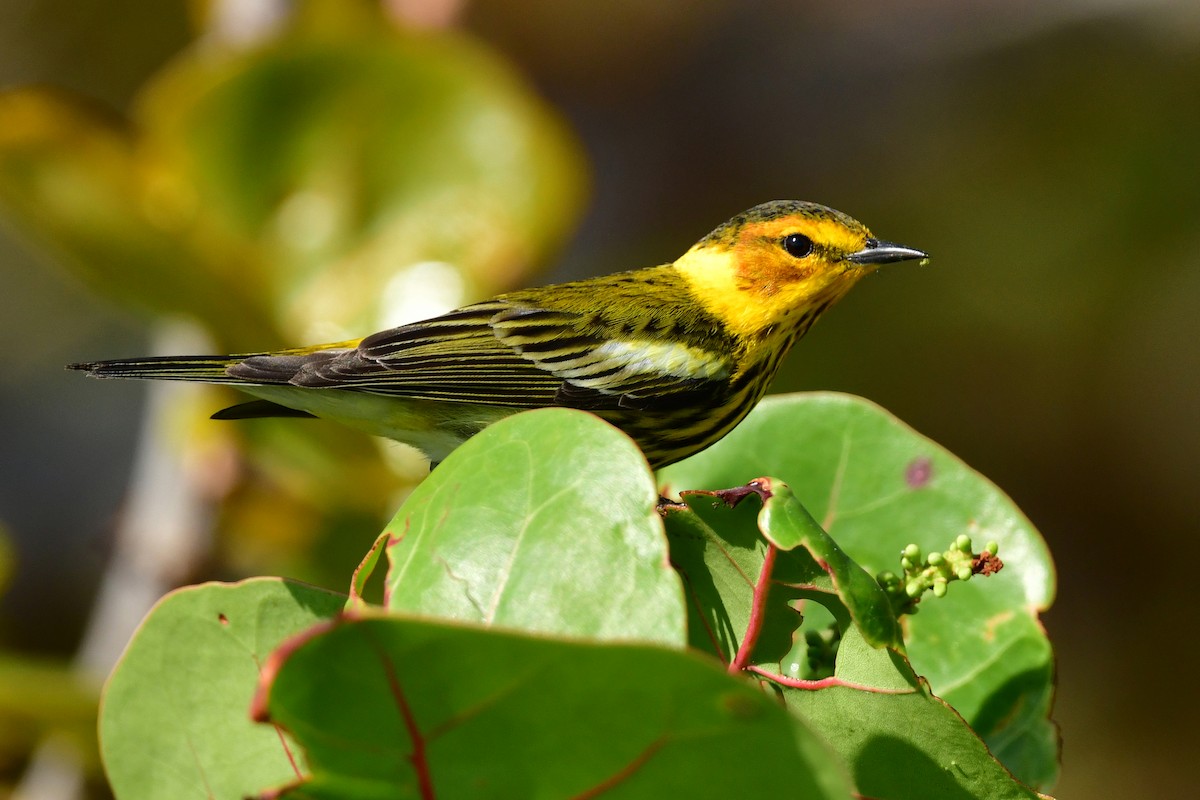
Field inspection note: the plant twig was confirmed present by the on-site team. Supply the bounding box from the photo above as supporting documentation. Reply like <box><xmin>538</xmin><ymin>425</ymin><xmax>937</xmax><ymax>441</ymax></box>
<box><xmin>728</xmin><ymin>542</ymin><xmax>777</xmax><ymax>674</ymax></box>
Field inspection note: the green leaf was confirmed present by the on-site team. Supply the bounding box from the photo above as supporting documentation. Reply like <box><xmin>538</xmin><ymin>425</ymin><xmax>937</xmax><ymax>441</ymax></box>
<box><xmin>0</xmin><ymin>3</ymin><xmax>585</xmax><ymax>348</ymax></box>
<box><xmin>662</xmin><ymin>478</ymin><xmax>900</xmax><ymax>683</ymax></box>
<box><xmin>132</xmin><ymin>5</ymin><xmax>586</xmax><ymax>341</ymax></box>
<box><xmin>378</xmin><ymin>408</ymin><xmax>687</xmax><ymax>647</ymax></box>
<box><xmin>0</xmin><ymin>88</ymin><xmax>277</xmax><ymax>344</ymax></box>
<box><xmin>254</xmin><ymin>614</ymin><xmax>854</xmax><ymax>799</ymax></box>
<box><xmin>100</xmin><ymin>578</ymin><xmax>346</xmax><ymax>800</ymax></box>
<box><xmin>0</xmin><ymin>649</ymin><xmax>99</xmax><ymax>769</ymax></box>
<box><xmin>784</xmin><ymin>627</ymin><xmax>1044</xmax><ymax>800</ymax></box>
<box><xmin>660</xmin><ymin>392</ymin><xmax>1058</xmax><ymax>788</ymax></box>
<box><xmin>756</xmin><ymin>478</ymin><xmax>903</xmax><ymax>649</ymax></box>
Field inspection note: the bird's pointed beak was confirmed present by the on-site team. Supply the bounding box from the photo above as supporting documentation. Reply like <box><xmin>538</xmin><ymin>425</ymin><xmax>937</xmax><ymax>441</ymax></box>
<box><xmin>846</xmin><ymin>238</ymin><xmax>928</xmax><ymax>266</ymax></box>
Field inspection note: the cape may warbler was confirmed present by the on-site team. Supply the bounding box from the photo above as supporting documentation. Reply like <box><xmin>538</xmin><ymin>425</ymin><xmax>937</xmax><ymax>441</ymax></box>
<box><xmin>71</xmin><ymin>200</ymin><xmax>926</xmax><ymax>468</ymax></box>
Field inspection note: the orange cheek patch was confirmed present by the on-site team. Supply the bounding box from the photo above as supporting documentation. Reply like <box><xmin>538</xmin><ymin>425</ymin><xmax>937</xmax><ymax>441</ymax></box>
<box><xmin>734</xmin><ymin>232</ymin><xmax>813</xmax><ymax>295</ymax></box>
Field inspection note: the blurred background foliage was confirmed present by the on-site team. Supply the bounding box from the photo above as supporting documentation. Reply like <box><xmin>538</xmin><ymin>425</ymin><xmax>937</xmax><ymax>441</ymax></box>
<box><xmin>0</xmin><ymin>0</ymin><xmax>1197</xmax><ymax>797</ymax></box>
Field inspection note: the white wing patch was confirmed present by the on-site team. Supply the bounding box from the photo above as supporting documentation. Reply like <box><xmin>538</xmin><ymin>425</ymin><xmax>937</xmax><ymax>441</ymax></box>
<box><xmin>575</xmin><ymin>339</ymin><xmax>730</xmax><ymax>390</ymax></box>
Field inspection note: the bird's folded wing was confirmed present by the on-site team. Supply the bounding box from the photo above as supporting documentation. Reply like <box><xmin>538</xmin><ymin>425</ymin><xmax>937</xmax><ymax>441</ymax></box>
<box><xmin>277</xmin><ymin>301</ymin><xmax>732</xmax><ymax>411</ymax></box>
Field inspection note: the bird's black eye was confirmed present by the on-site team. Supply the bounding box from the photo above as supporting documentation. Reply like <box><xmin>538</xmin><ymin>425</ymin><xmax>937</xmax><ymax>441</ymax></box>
<box><xmin>782</xmin><ymin>233</ymin><xmax>813</xmax><ymax>258</ymax></box>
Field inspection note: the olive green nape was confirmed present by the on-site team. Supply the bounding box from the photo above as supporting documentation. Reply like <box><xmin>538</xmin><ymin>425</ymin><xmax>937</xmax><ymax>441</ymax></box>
<box><xmin>698</xmin><ymin>200</ymin><xmax>869</xmax><ymax>248</ymax></box>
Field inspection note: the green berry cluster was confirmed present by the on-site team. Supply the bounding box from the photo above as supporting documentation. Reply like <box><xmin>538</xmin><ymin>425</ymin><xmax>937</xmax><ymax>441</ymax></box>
<box><xmin>877</xmin><ymin>535</ymin><xmax>1001</xmax><ymax>616</ymax></box>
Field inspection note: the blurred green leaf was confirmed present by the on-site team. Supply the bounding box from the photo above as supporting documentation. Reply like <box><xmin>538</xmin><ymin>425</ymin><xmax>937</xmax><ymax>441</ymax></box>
<box><xmin>660</xmin><ymin>392</ymin><xmax>1058</xmax><ymax>788</ymax></box>
<box><xmin>0</xmin><ymin>650</ymin><xmax>99</xmax><ymax>771</ymax></box>
<box><xmin>138</xmin><ymin>2</ymin><xmax>587</xmax><ymax>342</ymax></box>
<box><xmin>0</xmin><ymin>0</ymin><xmax>586</xmax><ymax>350</ymax></box>
<box><xmin>0</xmin><ymin>88</ymin><xmax>275</xmax><ymax>343</ymax></box>
<box><xmin>254</xmin><ymin>614</ymin><xmax>854</xmax><ymax>799</ymax></box>
<box><xmin>378</xmin><ymin>408</ymin><xmax>686</xmax><ymax>646</ymax></box>
<box><xmin>100</xmin><ymin>578</ymin><xmax>346</xmax><ymax>800</ymax></box>
<box><xmin>0</xmin><ymin>0</ymin><xmax>589</xmax><ymax>586</ymax></box>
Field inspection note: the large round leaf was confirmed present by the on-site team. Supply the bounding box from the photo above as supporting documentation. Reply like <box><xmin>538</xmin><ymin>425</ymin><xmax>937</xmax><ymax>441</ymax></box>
<box><xmin>659</xmin><ymin>392</ymin><xmax>1057</xmax><ymax>788</ymax></box>
<box><xmin>379</xmin><ymin>408</ymin><xmax>686</xmax><ymax>647</ymax></box>
<box><xmin>100</xmin><ymin>578</ymin><xmax>346</xmax><ymax>799</ymax></box>
<box><xmin>253</xmin><ymin>614</ymin><xmax>854</xmax><ymax>799</ymax></box>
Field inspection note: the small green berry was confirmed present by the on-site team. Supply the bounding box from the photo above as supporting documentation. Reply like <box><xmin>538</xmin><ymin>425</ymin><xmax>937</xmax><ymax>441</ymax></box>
<box><xmin>955</xmin><ymin>534</ymin><xmax>972</xmax><ymax>551</ymax></box>
<box><xmin>905</xmin><ymin>580</ymin><xmax>923</xmax><ymax>598</ymax></box>
<box><xmin>986</xmin><ymin>541</ymin><xmax>999</xmax><ymax>556</ymax></box>
<box><xmin>956</xmin><ymin>566</ymin><xmax>973</xmax><ymax>581</ymax></box>
<box><xmin>927</xmin><ymin>551</ymin><xmax>944</xmax><ymax>566</ymax></box>
<box><xmin>877</xmin><ymin>571</ymin><xmax>898</xmax><ymax>588</ymax></box>
<box><xmin>933</xmin><ymin>578</ymin><xmax>948</xmax><ymax>598</ymax></box>
<box><xmin>903</xmin><ymin>543</ymin><xmax>921</xmax><ymax>560</ymax></box>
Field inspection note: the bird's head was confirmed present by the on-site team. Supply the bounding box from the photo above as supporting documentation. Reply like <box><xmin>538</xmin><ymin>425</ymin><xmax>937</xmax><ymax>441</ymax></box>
<box><xmin>676</xmin><ymin>200</ymin><xmax>927</xmax><ymax>340</ymax></box>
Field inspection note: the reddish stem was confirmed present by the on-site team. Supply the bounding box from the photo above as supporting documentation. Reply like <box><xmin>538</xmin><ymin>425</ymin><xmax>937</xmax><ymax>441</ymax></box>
<box><xmin>569</xmin><ymin>737</ymin><xmax>666</xmax><ymax>799</ymax></box>
<box><xmin>372</xmin><ymin>637</ymin><xmax>436</xmax><ymax>799</ymax></box>
<box><xmin>728</xmin><ymin>542</ymin><xmax>778</xmax><ymax>674</ymax></box>
<box><xmin>746</xmin><ymin>665</ymin><xmax>913</xmax><ymax>695</ymax></box>
<box><xmin>273</xmin><ymin>723</ymin><xmax>303</xmax><ymax>779</ymax></box>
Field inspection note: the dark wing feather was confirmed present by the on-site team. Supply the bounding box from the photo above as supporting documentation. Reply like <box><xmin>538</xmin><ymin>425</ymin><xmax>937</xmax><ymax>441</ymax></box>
<box><xmin>288</xmin><ymin>302</ymin><xmax>567</xmax><ymax>406</ymax></box>
<box><xmin>74</xmin><ymin>267</ymin><xmax>737</xmax><ymax>414</ymax></box>
<box><xmin>238</xmin><ymin>291</ymin><xmax>735</xmax><ymax>412</ymax></box>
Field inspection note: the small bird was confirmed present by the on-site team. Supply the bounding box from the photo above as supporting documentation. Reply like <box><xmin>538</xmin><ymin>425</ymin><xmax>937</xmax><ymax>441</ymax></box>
<box><xmin>70</xmin><ymin>201</ymin><xmax>926</xmax><ymax>469</ymax></box>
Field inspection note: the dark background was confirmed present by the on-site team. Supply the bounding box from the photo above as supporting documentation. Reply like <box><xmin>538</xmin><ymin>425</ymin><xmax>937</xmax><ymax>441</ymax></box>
<box><xmin>3</xmin><ymin>1</ymin><xmax>1198</xmax><ymax>796</ymax></box>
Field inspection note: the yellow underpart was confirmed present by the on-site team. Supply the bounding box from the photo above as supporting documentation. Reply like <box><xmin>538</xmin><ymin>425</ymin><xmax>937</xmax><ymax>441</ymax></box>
<box><xmin>673</xmin><ymin>246</ymin><xmax>792</xmax><ymax>340</ymax></box>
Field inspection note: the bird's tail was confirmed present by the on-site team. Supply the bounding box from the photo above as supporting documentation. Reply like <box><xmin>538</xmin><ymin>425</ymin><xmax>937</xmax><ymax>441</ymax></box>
<box><xmin>67</xmin><ymin>355</ymin><xmax>254</xmax><ymax>384</ymax></box>
<box><xmin>68</xmin><ymin>355</ymin><xmax>321</xmax><ymax>421</ymax></box>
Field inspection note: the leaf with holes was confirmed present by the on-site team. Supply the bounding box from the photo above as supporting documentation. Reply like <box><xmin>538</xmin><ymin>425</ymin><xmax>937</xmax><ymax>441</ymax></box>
<box><xmin>100</xmin><ymin>578</ymin><xmax>346</xmax><ymax>800</ymax></box>
<box><xmin>658</xmin><ymin>485</ymin><xmax>1046</xmax><ymax>800</ymax></box>
<box><xmin>659</xmin><ymin>392</ymin><xmax>1057</xmax><ymax>789</ymax></box>
<box><xmin>375</xmin><ymin>407</ymin><xmax>686</xmax><ymax>646</ymax></box>
<box><xmin>252</xmin><ymin>614</ymin><xmax>854</xmax><ymax>799</ymax></box>
<box><xmin>662</xmin><ymin>478</ymin><xmax>900</xmax><ymax>683</ymax></box>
